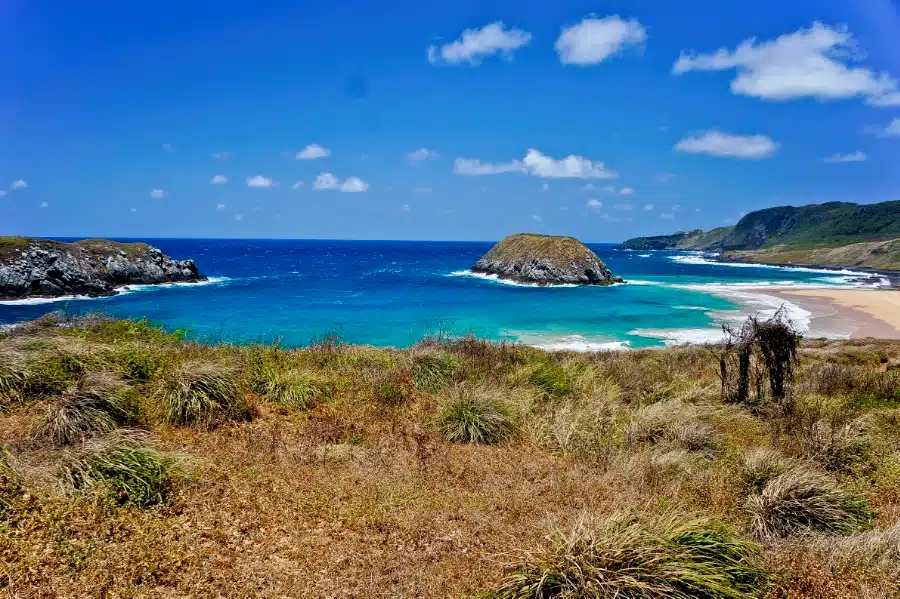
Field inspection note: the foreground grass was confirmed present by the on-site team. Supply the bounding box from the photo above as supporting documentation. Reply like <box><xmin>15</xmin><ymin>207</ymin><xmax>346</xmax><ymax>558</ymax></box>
<box><xmin>1</xmin><ymin>315</ymin><xmax>900</xmax><ymax>597</ymax></box>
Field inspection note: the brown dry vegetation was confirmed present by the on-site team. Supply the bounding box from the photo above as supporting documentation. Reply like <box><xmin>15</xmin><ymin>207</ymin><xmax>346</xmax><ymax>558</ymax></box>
<box><xmin>1</xmin><ymin>314</ymin><xmax>900</xmax><ymax>598</ymax></box>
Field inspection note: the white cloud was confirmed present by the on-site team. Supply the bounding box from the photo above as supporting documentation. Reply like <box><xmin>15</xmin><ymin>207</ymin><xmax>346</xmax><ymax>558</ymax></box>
<box><xmin>586</xmin><ymin>199</ymin><xmax>604</xmax><ymax>210</ymax></box>
<box><xmin>619</xmin><ymin>187</ymin><xmax>634</xmax><ymax>196</ymax></box>
<box><xmin>673</xmin><ymin>22</ymin><xmax>900</xmax><ymax>105</ymax></box>
<box><xmin>881</xmin><ymin>118</ymin><xmax>900</xmax><ymax>137</ymax></box>
<box><xmin>542</xmin><ymin>183</ymin><xmax>550</xmax><ymax>191</ymax></box>
<box><xmin>823</xmin><ymin>151</ymin><xmax>867</xmax><ymax>163</ymax></box>
<box><xmin>234</xmin><ymin>214</ymin><xmax>244</xmax><ymax>221</ymax></box>
<box><xmin>150</xmin><ymin>189</ymin><xmax>166</xmax><ymax>198</ymax></box>
<box><xmin>675</xmin><ymin>130</ymin><xmax>778</xmax><ymax>159</ymax></box>
<box><xmin>614</xmin><ymin>203</ymin><xmax>632</xmax><ymax>210</ymax></box>
<box><xmin>660</xmin><ymin>212</ymin><xmax>675</xmax><ymax>220</ymax></box>
<box><xmin>10</xmin><ymin>180</ymin><xmax>27</xmax><ymax>190</ymax></box>
<box><xmin>401</xmin><ymin>204</ymin><xmax>410</xmax><ymax>213</ymax></box>
<box><xmin>656</xmin><ymin>173</ymin><xmax>675</xmax><ymax>183</ymax></box>
<box><xmin>246</xmin><ymin>175</ymin><xmax>275</xmax><ymax>188</ymax></box>
<box><xmin>212</xmin><ymin>151</ymin><xmax>230</xmax><ymax>159</ymax></box>
<box><xmin>644</xmin><ymin>203</ymin><xmax>654</xmax><ymax>211</ymax></box>
<box><xmin>523</xmin><ymin>149</ymin><xmax>617</xmax><ymax>179</ymax></box>
<box><xmin>408</xmin><ymin>148</ymin><xmax>440</xmax><ymax>163</ymax></box>
<box><xmin>340</xmin><ymin>176</ymin><xmax>369</xmax><ymax>193</ymax></box>
<box><xmin>560</xmin><ymin>206</ymin><xmax>569</xmax><ymax>211</ymax></box>
<box><xmin>0</xmin><ymin>190</ymin><xmax>7</xmax><ymax>197</ymax></box>
<box><xmin>292</xmin><ymin>180</ymin><xmax>304</xmax><ymax>190</ymax></box>
<box><xmin>428</xmin><ymin>22</ymin><xmax>531</xmax><ymax>66</ymax></box>
<box><xmin>211</xmin><ymin>175</ymin><xmax>227</xmax><ymax>184</ymax></box>
<box><xmin>532</xmin><ymin>214</ymin><xmax>542</xmax><ymax>222</ymax></box>
<box><xmin>296</xmin><ymin>144</ymin><xmax>330</xmax><ymax>160</ymax></box>
<box><xmin>313</xmin><ymin>172</ymin><xmax>368</xmax><ymax>192</ymax></box>
<box><xmin>162</xmin><ymin>143</ymin><xmax>174</xmax><ymax>152</ymax></box>
<box><xmin>130</xmin><ymin>207</ymin><xmax>137</xmax><ymax>213</ymax></box>
<box><xmin>556</xmin><ymin>15</ymin><xmax>647</xmax><ymax>65</ymax></box>
<box><xmin>40</xmin><ymin>201</ymin><xmax>48</xmax><ymax>208</ymax></box>
<box><xmin>581</xmin><ymin>183</ymin><xmax>596</xmax><ymax>192</ymax></box>
<box><xmin>453</xmin><ymin>157</ymin><xmax>524</xmax><ymax>175</ymax></box>
<box><xmin>216</xmin><ymin>203</ymin><xmax>226</xmax><ymax>210</ymax></box>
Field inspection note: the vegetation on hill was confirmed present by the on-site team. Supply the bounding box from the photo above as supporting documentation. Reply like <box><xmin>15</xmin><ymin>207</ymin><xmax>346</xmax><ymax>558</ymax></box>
<box><xmin>621</xmin><ymin>200</ymin><xmax>900</xmax><ymax>270</ymax></box>
<box><xmin>2</xmin><ymin>314</ymin><xmax>900</xmax><ymax>597</ymax></box>
<box><xmin>0</xmin><ymin>237</ymin><xmax>153</xmax><ymax>261</ymax></box>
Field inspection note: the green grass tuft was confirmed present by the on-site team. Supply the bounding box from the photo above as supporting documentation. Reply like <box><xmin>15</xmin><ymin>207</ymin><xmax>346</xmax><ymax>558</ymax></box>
<box><xmin>256</xmin><ymin>366</ymin><xmax>328</xmax><ymax>410</ymax></box>
<box><xmin>435</xmin><ymin>385</ymin><xmax>516</xmax><ymax>444</ymax></box>
<box><xmin>493</xmin><ymin>514</ymin><xmax>767</xmax><ymax>599</ymax></box>
<box><xmin>411</xmin><ymin>349</ymin><xmax>458</xmax><ymax>392</ymax></box>
<box><xmin>58</xmin><ymin>433</ymin><xmax>181</xmax><ymax>507</ymax></box>
<box><xmin>746</xmin><ymin>467</ymin><xmax>874</xmax><ymax>540</ymax></box>
<box><xmin>160</xmin><ymin>360</ymin><xmax>251</xmax><ymax>425</ymax></box>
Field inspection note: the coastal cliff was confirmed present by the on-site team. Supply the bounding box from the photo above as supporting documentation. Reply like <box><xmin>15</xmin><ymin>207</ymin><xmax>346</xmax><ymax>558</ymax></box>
<box><xmin>473</xmin><ymin>233</ymin><xmax>622</xmax><ymax>285</ymax></box>
<box><xmin>0</xmin><ymin>237</ymin><xmax>205</xmax><ymax>300</ymax></box>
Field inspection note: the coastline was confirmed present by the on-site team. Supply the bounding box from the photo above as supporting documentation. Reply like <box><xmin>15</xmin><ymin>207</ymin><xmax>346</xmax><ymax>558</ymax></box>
<box><xmin>763</xmin><ymin>288</ymin><xmax>900</xmax><ymax>340</ymax></box>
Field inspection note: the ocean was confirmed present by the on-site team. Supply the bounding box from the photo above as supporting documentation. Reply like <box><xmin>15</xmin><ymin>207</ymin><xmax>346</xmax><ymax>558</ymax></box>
<box><xmin>0</xmin><ymin>239</ymin><xmax>890</xmax><ymax>349</ymax></box>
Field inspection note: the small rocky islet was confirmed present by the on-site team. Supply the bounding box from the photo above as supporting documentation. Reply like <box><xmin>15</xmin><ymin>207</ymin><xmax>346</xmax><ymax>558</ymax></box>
<box><xmin>472</xmin><ymin>233</ymin><xmax>623</xmax><ymax>286</ymax></box>
<box><xmin>0</xmin><ymin>237</ymin><xmax>205</xmax><ymax>300</ymax></box>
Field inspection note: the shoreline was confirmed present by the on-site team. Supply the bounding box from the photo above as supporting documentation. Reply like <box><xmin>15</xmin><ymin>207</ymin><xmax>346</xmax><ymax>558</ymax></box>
<box><xmin>762</xmin><ymin>288</ymin><xmax>900</xmax><ymax>340</ymax></box>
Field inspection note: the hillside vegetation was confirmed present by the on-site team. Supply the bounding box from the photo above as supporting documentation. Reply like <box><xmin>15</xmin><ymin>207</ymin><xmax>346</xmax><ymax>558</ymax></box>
<box><xmin>622</xmin><ymin>201</ymin><xmax>900</xmax><ymax>270</ymax></box>
<box><xmin>2</xmin><ymin>315</ymin><xmax>900</xmax><ymax>597</ymax></box>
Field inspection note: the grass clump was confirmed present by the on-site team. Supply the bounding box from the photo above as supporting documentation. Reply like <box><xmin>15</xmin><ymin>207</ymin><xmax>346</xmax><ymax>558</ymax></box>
<box><xmin>435</xmin><ymin>385</ymin><xmax>516</xmax><ymax>444</ymax></box>
<box><xmin>58</xmin><ymin>433</ymin><xmax>181</xmax><ymax>507</ymax></box>
<box><xmin>411</xmin><ymin>349</ymin><xmax>458</xmax><ymax>392</ymax></box>
<box><xmin>0</xmin><ymin>347</ymin><xmax>27</xmax><ymax>402</ymax></box>
<box><xmin>739</xmin><ymin>450</ymin><xmax>789</xmax><ymax>496</ymax></box>
<box><xmin>32</xmin><ymin>373</ymin><xmax>138</xmax><ymax>446</ymax></box>
<box><xmin>493</xmin><ymin>514</ymin><xmax>767</xmax><ymax>599</ymax></box>
<box><xmin>160</xmin><ymin>360</ymin><xmax>250</xmax><ymax>426</ymax></box>
<box><xmin>746</xmin><ymin>467</ymin><xmax>874</xmax><ymax>540</ymax></box>
<box><xmin>256</xmin><ymin>366</ymin><xmax>328</xmax><ymax>410</ymax></box>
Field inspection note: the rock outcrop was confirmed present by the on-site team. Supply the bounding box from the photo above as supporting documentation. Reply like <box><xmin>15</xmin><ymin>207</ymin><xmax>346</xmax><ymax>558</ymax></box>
<box><xmin>0</xmin><ymin>237</ymin><xmax>205</xmax><ymax>300</ymax></box>
<box><xmin>472</xmin><ymin>234</ymin><xmax>623</xmax><ymax>286</ymax></box>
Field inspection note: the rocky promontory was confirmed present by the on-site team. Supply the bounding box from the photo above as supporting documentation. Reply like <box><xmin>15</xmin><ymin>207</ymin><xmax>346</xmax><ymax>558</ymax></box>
<box><xmin>0</xmin><ymin>237</ymin><xmax>205</xmax><ymax>300</ymax></box>
<box><xmin>472</xmin><ymin>234</ymin><xmax>623</xmax><ymax>286</ymax></box>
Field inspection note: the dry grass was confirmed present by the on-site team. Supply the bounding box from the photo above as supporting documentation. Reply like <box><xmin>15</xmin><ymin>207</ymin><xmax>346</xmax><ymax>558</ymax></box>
<box><xmin>1</xmin><ymin>316</ymin><xmax>900</xmax><ymax>597</ymax></box>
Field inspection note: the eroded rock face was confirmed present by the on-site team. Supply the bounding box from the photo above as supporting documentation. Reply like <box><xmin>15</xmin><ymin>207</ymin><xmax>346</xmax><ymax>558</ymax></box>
<box><xmin>0</xmin><ymin>238</ymin><xmax>205</xmax><ymax>299</ymax></box>
<box><xmin>472</xmin><ymin>234</ymin><xmax>623</xmax><ymax>286</ymax></box>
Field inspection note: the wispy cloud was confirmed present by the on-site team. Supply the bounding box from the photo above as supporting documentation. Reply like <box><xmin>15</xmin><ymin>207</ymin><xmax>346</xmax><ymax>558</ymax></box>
<box><xmin>150</xmin><ymin>189</ymin><xmax>166</xmax><ymax>198</ymax></box>
<box><xmin>216</xmin><ymin>203</ymin><xmax>226</xmax><ymax>210</ymax></box>
<box><xmin>210</xmin><ymin>175</ymin><xmax>228</xmax><ymax>184</ymax></box>
<box><xmin>296</xmin><ymin>144</ymin><xmax>331</xmax><ymax>160</ymax></box>
<box><xmin>312</xmin><ymin>172</ymin><xmax>369</xmax><ymax>192</ymax></box>
<box><xmin>656</xmin><ymin>173</ymin><xmax>676</xmax><ymax>183</ymax></box>
<box><xmin>407</xmin><ymin>148</ymin><xmax>440</xmax><ymax>163</ymax></box>
<box><xmin>0</xmin><ymin>190</ymin><xmax>7</xmax><ymax>197</ymax></box>
<box><xmin>455</xmin><ymin>149</ymin><xmax>616</xmax><ymax>179</ymax></box>
<box><xmin>880</xmin><ymin>118</ymin><xmax>900</xmax><ymax>137</ymax></box>
<box><xmin>10</xmin><ymin>180</ymin><xmax>27</xmax><ymax>190</ymax></box>
<box><xmin>660</xmin><ymin>212</ymin><xmax>675</xmax><ymax>220</ymax></box>
<box><xmin>644</xmin><ymin>204</ymin><xmax>655</xmax><ymax>211</ymax></box>
<box><xmin>542</xmin><ymin>183</ymin><xmax>550</xmax><ymax>191</ymax></box>
<box><xmin>556</xmin><ymin>15</ymin><xmax>647</xmax><ymax>65</ymax></box>
<box><xmin>401</xmin><ymin>204</ymin><xmax>410</xmax><ymax>213</ymax></box>
<box><xmin>673</xmin><ymin>22</ymin><xmax>900</xmax><ymax>106</ymax></box>
<box><xmin>40</xmin><ymin>201</ymin><xmax>48</xmax><ymax>208</ymax></box>
<box><xmin>823</xmin><ymin>151</ymin><xmax>867</xmax><ymax>163</ymax></box>
<box><xmin>246</xmin><ymin>175</ymin><xmax>275</xmax><ymax>188</ymax></box>
<box><xmin>586</xmin><ymin>199</ymin><xmax>603</xmax><ymax>210</ymax></box>
<box><xmin>428</xmin><ymin>22</ymin><xmax>531</xmax><ymax>66</ymax></box>
<box><xmin>234</xmin><ymin>214</ymin><xmax>244</xmax><ymax>221</ymax></box>
<box><xmin>614</xmin><ymin>203</ymin><xmax>633</xmax><ymax>210</ymax></box>
<box><xmin>162</xmin><ymin>143</ymin><xmax>174</xmax><ymax>152</ymax></box>
<box><xmin>292</xmin><ymin>180</ymin><xmax>305</xmax><ymax>190</ymax></box>
<box><xmin>532</xmin><ymin>214</ymin><xmax>542</xmax><ymax>222</ymax></box>
<box><xmin>212</xmin><ymin>151</ymin><xmax>230</xmax><ymax>160</ymax></box>
<box><xmin>619</xmin><ymin>187</ymin><xmax>634</xmax><ymax>195</ymax></box>
<box><xmin>675</xmin><ymin>130</ymin><xmax>778</xmax><ymax>159</ymax></box>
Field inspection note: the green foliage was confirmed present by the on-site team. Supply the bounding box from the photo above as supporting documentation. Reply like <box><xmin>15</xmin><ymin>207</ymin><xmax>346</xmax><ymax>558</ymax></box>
<box><xmin>62</xmin><ymin>317</ymin><xmax>184</xmax><ymax>345</ymax></box>
<box><xmin>435</xmin><ymin>385</ymin><xmax>516</xmax><ymax>444</ymax></box>
<box><xmin>746</xmin><ymin>467</ymin><xmax>874</xmax><ymax>540</ymax></box>
<box><xmin>255</xmin><ymin>366</ymin><xmax>328</xmax><ymax>410</ymax></box>
<box><xmin>373</xmin><ymin>368</ymin><xmax>416</xmax><ymax>406</ymax></box>
<box><xmin>58</xmin><ymin>434</ymin><xmax>181</xmax><ymax>507</ymax></box>
<box><xmin>0</xmin><ymin>348</ymin><xmax>27</xmax><ymax>400</ymax></box>
<box><xmin>493</xmin><ymin>515</ymin><xmax>767</xmax><ymax>599</ymax></box>
<box><xmin>160</xmin><ymin>361</ymin><xmax>250</xmax><ymax>425</ymax></box>
<box><xmin>411</xmin><ymin>350</ymin><xmax>458</xmax><ymax>392</ymax></box>
<box><xmin>23</xmin><ymin>351</ymin><xmax>85</xmax><ymax>396</ymax></box>
<box><xmin>116</xmin><ymin>345</ymin><xmax>163</xmax><ymax>382</ymax></box>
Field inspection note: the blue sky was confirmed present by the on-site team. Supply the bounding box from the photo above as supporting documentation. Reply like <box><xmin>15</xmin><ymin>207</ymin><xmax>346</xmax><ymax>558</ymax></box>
<box><xmin>2</xmin><ymin>0</ymin><xmax>899</xmax><ymax>241</ymax></box>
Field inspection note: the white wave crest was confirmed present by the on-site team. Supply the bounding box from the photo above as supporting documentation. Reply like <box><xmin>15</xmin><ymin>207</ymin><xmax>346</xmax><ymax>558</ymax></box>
<box><xmin>0</xmin><ymin>276</ymin><xmax>231</xmax><ymax>306</ymax></box>
<box><xmin>521</xmin><ymin>334</ymin><xmax>631</xmax><ymax>352</ymax></box>
<box><xmin>448</xmin><ymin>270</ymin><xmax>579</xmax><ymax>288</ymax></box>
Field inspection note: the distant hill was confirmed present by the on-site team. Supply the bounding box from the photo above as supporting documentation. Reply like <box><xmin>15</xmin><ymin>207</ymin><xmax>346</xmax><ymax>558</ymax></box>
<box><xmin>621</xmin><ymin>200</ymin><xmax>900</xmax><ymax>271</ymax></box>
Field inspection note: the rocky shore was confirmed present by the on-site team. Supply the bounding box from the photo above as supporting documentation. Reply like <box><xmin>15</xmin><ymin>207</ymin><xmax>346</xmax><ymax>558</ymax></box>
<box><xmin>0</xmin><ymin>237</ymin><xmax>205</xmax><ymax>300</ymax></box>
<box><xmin>472</xmin><ymin>233</ymin><xmax>622</xmax><ymax>286</ymax></box>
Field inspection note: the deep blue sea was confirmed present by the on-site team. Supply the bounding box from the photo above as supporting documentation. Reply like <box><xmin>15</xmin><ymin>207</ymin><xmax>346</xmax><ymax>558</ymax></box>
<box><xmin>0</xmin><ymin>240</ymin><xmax>889</xmax><ymax>349</ymax></box>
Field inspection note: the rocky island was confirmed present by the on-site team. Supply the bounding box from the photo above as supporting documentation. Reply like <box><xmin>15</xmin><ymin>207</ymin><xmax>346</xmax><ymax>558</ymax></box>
<box><xmin>472</xmin><ymin>233</ymin><xmax>623</xmax><ymax>285</ymax></box>
<box><xmin>0</xmin><ymin>237</ymin><xmax>205</xmax><ymax>300</ymax></box>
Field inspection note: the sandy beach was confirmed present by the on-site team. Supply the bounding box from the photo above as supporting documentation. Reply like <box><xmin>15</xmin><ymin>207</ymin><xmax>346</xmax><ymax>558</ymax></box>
<box><xmin>767</xmin><ymin>288</ymin><xmax>900</xmax><ymax>339</ymax></box>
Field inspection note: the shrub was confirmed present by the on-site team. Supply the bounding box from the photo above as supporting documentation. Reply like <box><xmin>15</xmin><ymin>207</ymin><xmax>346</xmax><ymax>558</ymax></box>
<box><xmin>528</xmin><ymin>362</ymin><xmax>574</xmax><ymax>399</ymax></box>
<box><xmin>58</xmin><ymin>433</ymin><xmax>181</xmax><ymax>507</ymax></box>
<box><xmin>117</xmin><ymin>345</ymin><xmax>163</xmax><ymax>381</ymax></box>
<box><xmin>256</xmin><ymin>366</ymin><xmax>328</xmax><ymax>410</ymax></box>
<box><xmin>799</xmin><ymin>419</ymin><xmax>873</xmax><ymax>474</ymax></box>
<box><xmin>435</xmin><ymin>385</ymin><xmax>516</xmax><ymax>444</ymax></box>
<box><xmin>22</xmin><ymin>351</ymin><xmax>85</xmax><ymax>397</ymax></box>
<box><xmin>411</xmin><ymin>349</ymin><xmax>458</xmax><ymax>392</ymax></box>
<box><xmin>746</xmin><ymin>467</ymin><xmax>874</xmax><ymax>540</ymax></box>
<box><xmin>32</xmin><ymin>373</ymin><xmax>138</xmax><ymax>446</ymax></box>
<box><xmin>493</xmin><ymin>514</ymin><xmax>767</xmax><ymax>599</ymax></box>
<box><xmin>627</xmin><ymin>400</ymin><xmax>720</xmax><ymax>454</ymax></box>
<box><xmin>160</xmin><ymin>361</ymin><xmax>251</xmax><ymax>425</ymax></box>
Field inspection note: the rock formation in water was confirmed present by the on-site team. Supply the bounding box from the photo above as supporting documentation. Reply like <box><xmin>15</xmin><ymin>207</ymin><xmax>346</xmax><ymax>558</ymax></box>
<box><xmin>0</xmin><ymin>237</ymin><xmax>205</xmax><ymax>300</ymax></box>
<box><xmin>472</xmin><ymin>233</ymin><xmax>623</xmax><ymax>286</ymax></box>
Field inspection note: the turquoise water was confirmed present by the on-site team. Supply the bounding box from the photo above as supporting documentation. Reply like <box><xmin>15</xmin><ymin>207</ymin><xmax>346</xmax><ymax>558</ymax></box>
<box><xmin>0</xmin><ymin>240</ymin><xmax>887</xmax><ymax>348</ymax></box>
